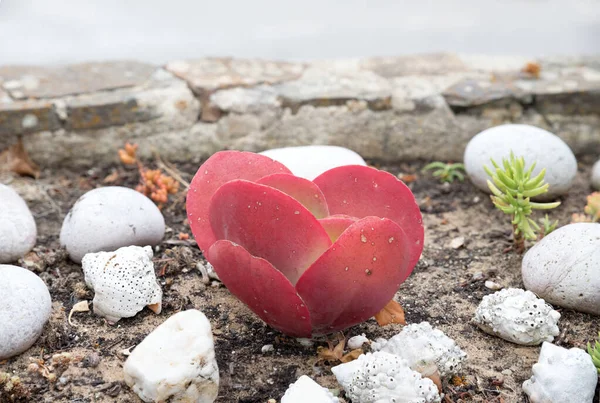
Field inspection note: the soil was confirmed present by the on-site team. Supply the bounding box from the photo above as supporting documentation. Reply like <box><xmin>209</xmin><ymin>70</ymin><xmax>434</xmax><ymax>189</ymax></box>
<box><xmin>1</xmin><ymin>155</ymin><xmax>599</xmax><ymax>403</ymax></box>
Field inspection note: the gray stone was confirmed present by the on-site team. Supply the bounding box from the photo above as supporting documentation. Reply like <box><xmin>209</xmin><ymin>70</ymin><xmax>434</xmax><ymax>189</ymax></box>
<box><xmin>522</xmin><ymin>223</ymin><xmax>600</xmax><ymax>316</ymax></box>
<box><xmin>209</xmin><ymin>85</ymin><xmax>280</xmax><ymax>114</ymax></box>
<box><xmin>361</xmin><ymin>53</ymin><xmax>468</xmax><ymax>77</ymax></box>
<box><xmin>0</xmin><ymin>61</ymin><xmax>156</xmax><ymax>99</ymax></box>
<box><xmin>0</xmin><ymin>184</ymin><xmax>37</xmax><ymax>263</ymax></box>
<box><xmin>0</xmin><ymin>100</ymin><xmax>60</xmax><ymax>136</ymax></box>
<box><xmin>60</xmin><ymin>187</ymin><xmax>165</xmax><ymax>263</ymax></box>
<box><xmin>464</xmin><ymin>124</ymin><xmax>577</xmax><ymax>200</ymax></box>
<box><xmin>0</xmin><ymin>264</ymin><xmax>51</xmax><ymax>360</ymax></box>
<box><xmin>592</xmin><ymin>160</ymin><xmax>600</xmax><ymax>190</ymax></box>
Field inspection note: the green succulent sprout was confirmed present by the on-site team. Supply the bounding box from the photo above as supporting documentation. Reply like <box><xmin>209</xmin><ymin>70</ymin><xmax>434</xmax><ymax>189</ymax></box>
<box><xmin>422</xmin><ymin>162</ymin><xmax>465</xmax><ymax>183</ymax></box>
<box><xmin>484</xmin><ymin>152</ymin><xmax>560</xmax><ymax>252</ymax></box>
<box><xmin>539</xmin><ymin>214</ymin><xmax>558</xmax><ymax>238</ymax></box>
<box><xmin>588</xmin><ymin>332</ymin><xmax>600</xmax><ymax>373</ymax></box>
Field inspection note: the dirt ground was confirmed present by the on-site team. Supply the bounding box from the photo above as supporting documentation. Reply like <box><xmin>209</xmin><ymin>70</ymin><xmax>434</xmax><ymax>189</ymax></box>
<box><xmin>1</xmin><ymin>155</ymin><xmax>599</xmax><ymax>403</ymax></box>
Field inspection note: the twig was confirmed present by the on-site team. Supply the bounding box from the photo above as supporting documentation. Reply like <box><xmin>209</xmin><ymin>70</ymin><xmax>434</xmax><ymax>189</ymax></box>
<box><xmin>153</xmin><ymin>151</ymin><xmax>190</xmax><ymax>189</ymax></box>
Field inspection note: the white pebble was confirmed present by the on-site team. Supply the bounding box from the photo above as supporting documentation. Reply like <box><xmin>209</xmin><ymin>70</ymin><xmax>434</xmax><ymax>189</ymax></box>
<box><xmin>60</xmin><ymin>186</ymin><xmax>165</xmax><ymax>263</ymax></box>
<box><xmin>591</xmin><ymin>159</ymin><xmax>600</xmax><ymax>190</ymax></box>
<box><xmin>0</xmin><ymin>265</ymin><xmax>51</xmax><ymax>359</ymax></box>
<box><xmin>281</xmin><ymin>375</ymin><xmax>339</xmax><ymax>403</ymax></box>
<box><xmin>0</xmin><ymin>184</ymin><xmax>36</xmax><ymax>263</ymax></box>
<box><xmin>123</xmin><ymin>310</ymin><xmax>219</xmax><ymax>403</ymax></box>
<box><xmin>347</xmin><ymin>334</ymin><xmax>369</xmax><ymax>350</ymax></box>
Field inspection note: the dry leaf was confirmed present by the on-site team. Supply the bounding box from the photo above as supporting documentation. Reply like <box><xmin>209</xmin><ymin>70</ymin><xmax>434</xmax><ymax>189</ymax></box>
<box><xmin>398</xmin><ymin>173</ymin><xmax>418</xmax><ymax>183</ymax></box>
<box><xmin>340</xmin><ymin>349</ymin><xmax>363</xmax><ymax>363</ymax></box>
<box><xmin>68</xmin><ymin>300</ymin><xmax>90</xmax><ymax>326</ymax></box>
<box><xmin>317</xmin><ymin>337</ymin><xmax>362</xmax><ymax>364</ymax></box>
<box><xmin>103</xmin><ymin>170</ymin><xmax>120</xmax><ymax>184</ymax></box>
<box><xmin>0</xmin><ymin>138</ymin><xmax>40</xmax><ymax>178</ymax></box>
<box><xmin>374</xmin><ymin>299</ymin><xmax>406</xmax><ymax>326</ymax></box>
<box><xmin>522</xmin><ymin>62</ymin><xmax>541</xmax><ymax>78</ymax></box>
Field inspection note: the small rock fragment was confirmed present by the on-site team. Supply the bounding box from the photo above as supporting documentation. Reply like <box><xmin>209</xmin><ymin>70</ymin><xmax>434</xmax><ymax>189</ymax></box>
<box><xmin>371</xmin><ymin>321</ymin><xmax>466</xmax><ymax>377</ymax></box>
<box><xmin>473</xmin><ymin>288</ymin><xmax>560</xmax><ymax>345</ymax></box>
<box><xmin>123</xmin><ymin>310</ymin><xmax>219</xmax><ymax>403</ymax></box>
<box><xmin>261</xmin><ymin>344</ymin><xmax>274</xmax><ymax>354</ymax></box>
<box><xmin>347</xmin><ymin>334</ymin><xmax>369</xmax><ymax>350</ymax></box>
<box><xmin>484</xmin><ymin>280</ymin><xmax>502</xmax><ymax>290</ymax></box>
<box><xmin>82</xmin><ymin>246</ymin><xmax>162</xmax><ymax>323</ymax></box>
<box><xmin>591</xmin><ymin>160</ymin><xmax>600</xmax><ymax>190</ymax></box>
<box><xmin>281</xmin><ymin>375</ymin><xmax>339</xmax><ymax>403</ymax></box>
<box><xmin>523</xmin><ymin>342</ymin><xmax>597</xmax><ymax>403</ymax></box>
<box><xmin>332</xmin><ymin>352</ymin><xmax>440</xmax><ymax>403</ymax></box>
<box><xmin>0</xmin><ymin>184</ymin><xmax>37</xmax><ymax>263</ymax></box>
<box><xmin>0</xmin><ymin>265</ymin><xmax>51</xmax><ymax>359</ymax></box>
<box><xmin>449</xmin><ymin>236</ymin><xmax>465</xmax><ymax>249</ymax></box>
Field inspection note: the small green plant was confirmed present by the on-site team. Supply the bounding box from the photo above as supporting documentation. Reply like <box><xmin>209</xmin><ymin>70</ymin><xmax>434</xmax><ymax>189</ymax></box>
<box><xmin>587</xmin><ymin>332</ymin><xmax>600</xmax><ymax>374</ymax></box>
<box><xmin>538</xmin><ymin>214</ymin><xmax>558</xmax><ymax>239</ymax></box>
<box><xmin>484</xmin><ymin>152</ymin><xmax>560</xmax><ymax>253</ymax></box>
<box><xmin>422</xmin><ymin>162</ymin><xmax>466</xmax><ymax>183</ymax></box>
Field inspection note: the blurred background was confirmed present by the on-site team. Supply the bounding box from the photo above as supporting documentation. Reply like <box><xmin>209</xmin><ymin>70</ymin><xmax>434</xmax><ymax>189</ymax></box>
<box><xmin>0</xmin><ymin>0</ymin><xmax>599</xmax><ymax>65</ymax></box>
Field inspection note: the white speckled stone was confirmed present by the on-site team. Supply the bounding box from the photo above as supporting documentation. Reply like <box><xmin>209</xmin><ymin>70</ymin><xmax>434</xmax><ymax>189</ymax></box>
<box><xmin>464</xmin><ymin>124</ymin><xmax>577</xmax><ymax>200</ymax></box>
<box><xmin>123</xmin><ymin>310</ymin><xmax>219</xmax><ymax>403</ymax></box>
<box><xmin>60</xmin><ymin>186</ymin><xmax>165</xmax><ymax>263</ymax></box>
<box><xmin>281</xmin><ymin>375</ymin><xmax>339</xmax><ymax>403</ymax></box>
<box><xmin>0</xmin><ymin>184</ymin><xmax>37</xmax><ymax>263</ymax></box>
<box><xmin>591</xmin><ymin>159</ymin><xmax>600</xmax><ymax>190</ymax></box>
<box><xmin>259</xmin><ymin>145</ymin><xmax>366</xmax><ymax>180</ymax></box>
<box><xmin>0</xmin><ymin>264</ymin><xmax>51</xmax><ymax>359</ymax></box>
<box><xmin>522</xmin><ymin>223</ymin><xmax>600</xmax><ymax>316</ymax></box>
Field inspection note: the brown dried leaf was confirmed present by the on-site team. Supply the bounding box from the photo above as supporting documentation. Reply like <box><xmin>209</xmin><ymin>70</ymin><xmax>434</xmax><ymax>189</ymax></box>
<box><xmin>317</xmin><ymin>339</ymin><xmax>345</xmax><ymax>362</ymax></box>
<box><xmin>522</xmin><ymin>62</ymin><xmax>541</xmax><ymax>78</ymax></box>
<box><xmin>0</xmin><ymin>138</ymin><xmax>40</xmax><ymax>178</ymax></box>
<box><xmin>340</xmin><ymin>349</ymin><xmax>363</xmax><ymax>363</ymax></box>
<box><xmin>374</xmin><ymin>299</ymin><xmax>406</xmax><ymax>326</ymax></box>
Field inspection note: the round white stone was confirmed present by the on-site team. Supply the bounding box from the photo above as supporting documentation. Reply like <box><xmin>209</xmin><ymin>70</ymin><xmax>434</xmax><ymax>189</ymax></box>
<box><xmin>591</xmin><ymin>159</ymin><xmax>600</xmax><ymax>190</ymax></box>
<box><xmin>0</xmin><ymin>184</ymin><xmax>37</xmax><ymax>263</ymax></box>
<box><xmin>464</xmin><ymin>124</ymin><xmax>577</xmax><ymax>200</ymax></box>
<box><xmin>259</xmin><ymin>145</ymin><xmax>366</xmax><ymax>180</ymax></box>
<box><xmin>522</xmin><ymin>223</ymin><xmax>600</xmax><ymax>316</ymax></box>
<box><xmin>60</xmin><ymin>187</ymin><xmax>165</xmax><ymax>263</ymax></box>
<box><xmin>0</xmin><ymin>264</ymin><xmax>51</xmax><ymax>360</ymax></box>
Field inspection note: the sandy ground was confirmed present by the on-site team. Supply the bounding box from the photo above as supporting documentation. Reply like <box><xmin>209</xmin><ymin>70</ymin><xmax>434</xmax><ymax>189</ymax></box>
<box><xmin>0</xmin><ymin>156</ymin><xmax>599</xmax><ymax>403</ymax></box>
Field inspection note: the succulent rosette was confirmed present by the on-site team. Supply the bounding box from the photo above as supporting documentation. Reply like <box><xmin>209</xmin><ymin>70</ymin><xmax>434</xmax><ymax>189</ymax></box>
<box><xmin>186</xmin><ymin>151</ymin><xmax>424</xmax><ymax>337</ymax></box>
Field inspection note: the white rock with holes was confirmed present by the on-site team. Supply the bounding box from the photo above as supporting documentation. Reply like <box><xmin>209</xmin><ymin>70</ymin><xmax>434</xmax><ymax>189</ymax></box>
<box><xmin>82</xmin><ymin>246</ymin><xmax>162</xmax><ymax>323</ymax></box>
<box><xmin>332</xmin><ymin>352</ymin><xmax>441</xmax><ymax>403</ymax></box>
<box><xmin>473</xmin><ymin>288</ymin><xmax>560</xmax><ymax>345</ymax></box>
<box><xmin>259</xmin><ymin>145</ymin><xmax>366</xmax><ymax>180</ymax></box>
<box><xmin>60</xmin><ymin>186</ymin><xmax>165</xmax><ymax>263</ymax></box>
<box><xmin>0</xmin><ymin>265</ymin><xmax>51</xmax><ymax>359</ymax></box>
<box><xmin>372</xmin><ymin>321</ymin><xmax>466</xmax><ymax>377</ymax></box>
<box><xmin>123</xmin><ymin>310</ymin><xmax>219</xmax><ymax>403</ymax></box>
<box><xmin>281</xmin><ymin>375</ymin><xmax>339</xmax><ymax>403</ymax></box>
<box><xmin>592</xmin><ymin>160</ymin><xmax>600</xmax><ymax>190</ymax></box>
<box><xmin>0</xmin><ymin>184</ymin><xmax>37</xmax><ymax>263</ymax></box>
<box><xmin>523</xmin><ymin>342</ymin><xmax>598</xmax><ymax>403</ymax></box>
<box><xmin>522</xmin><ymin>223</ymin><xmax>600</xmax><ymax>316</ymax></box>
<box><xmin>464</xmin><ymin>124</ymin><xmax>577</xmax><ymax>200</ymax></box>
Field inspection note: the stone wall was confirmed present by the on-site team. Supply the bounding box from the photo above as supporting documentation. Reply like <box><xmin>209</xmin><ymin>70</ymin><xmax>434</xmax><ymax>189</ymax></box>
<box><xmin>1</xmin><ymin>54</ymin><xmax>599</xmax><ymax>167</ymax></box>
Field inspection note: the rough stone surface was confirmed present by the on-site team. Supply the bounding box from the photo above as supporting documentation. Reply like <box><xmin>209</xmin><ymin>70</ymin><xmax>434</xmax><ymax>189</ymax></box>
<box><xmin>259</xmin><ymin>145</ymin><xmax>367</xmax><ymax>180</ymax></box>
<box><xmin>464</xmin><ymin>124</ymin><xmax>577</xmax><ymax>200</ymax></box>
<box><xmin>522</xmin><ymin>342</ymin><xmax>598</xmax><ymax>403</ymax></box>
<box><xmin>522</xmin><ymin>223</ymin><xmax>600</xmax><ymax>316</ymax></box>
<box><xmin>0</xmin><ymin>184</ymin><xmax>37</xmax><ymax>263</ymax></box>
<box><xmin>60</xmin><ymin>186</ymin><xmax>165</xmax><ymax>263</ymax></box>
<box><xmin>473</xmin><ymin>288</ymin><xmax>561</xmax><ymax>346</ymax></box>
<box><xmin>0</xmin><ymin>55</ymin><xmax>598</xmax><ymax>168</ymax></box>
<box><xmin>82</xmin><ymin>246</ymin><xmax>162</xmax><ymax>323</ymax></box>
<box><xmin>281</xmin><ymin>375</ymin><xmax>339</xmax><ymax>403</ymax></box>
<box><xmin>592</xmin><ymin>159</ymin><xmax>600</xmax><ymax>190</ymax></box>
<box><xmin>123</xmin><ymin>309</ymin><xmax>219</xmax><ymax>403</ymax></box>
<box><xmin>0</xmin><ymin>264</ymin><xmax>52</xmax><ymax>360</ymax></box>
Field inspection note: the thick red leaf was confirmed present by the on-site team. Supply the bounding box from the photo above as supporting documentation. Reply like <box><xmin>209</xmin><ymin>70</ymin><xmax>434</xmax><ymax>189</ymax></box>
<box><xmin>208</xmin><ymin>240</ymin><xmax>312</xmax><ymax>337</ymax></box>
<box><xmin>318</xmin><ymin>214</ymin><xmax>358</xmax><ymax>242</ymax></box>
<box><xmin>186</xmin><ymin>151</ymin><xmax>291</xmax><ymax>256</ymax></box>
<box><xmin>257</xmin><ymin>173</ymin><xmax>330</xmax><ymax>219</ymax></box>
<box><xmin>296</xmin><ymin>216</ymin><xmax>411</xmax><ymax>335</ymax></box>
<box><xmin>209</xmin><ymin>180</ymin><xmax>332</xmax><ymax>285</ymax></box>
<box><xmin>313</xmin><ymin>165</ymin><xmax>424</xmax><ymax>268</ymax></box>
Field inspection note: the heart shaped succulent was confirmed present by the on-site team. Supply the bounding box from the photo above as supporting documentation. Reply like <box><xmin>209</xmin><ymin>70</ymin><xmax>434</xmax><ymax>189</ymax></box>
<box><xmin>186</xmin><ymin>151</ymin><xmax>424</xmax><ymax>337</ymax></box>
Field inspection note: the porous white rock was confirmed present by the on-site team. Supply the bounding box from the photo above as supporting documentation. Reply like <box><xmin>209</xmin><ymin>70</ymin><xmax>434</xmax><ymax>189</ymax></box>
<box><xmin>522</xmin><ymin>223</ymin><xmax>600</xmax><ymax>316</ymax></box>
<box><xmin>464</xmin><ymin>124</ymin><xmax>577</xmax><ymax>200</ymax></box>
<box><xmin>123</xmin><ymin>310</ymin><xmax>219</xmax><ymax>403</ymax></box>
<box><xmin>259</xmin><ymin>145</ymin><xmax>366</xmax><ymax>180</ymax></box>
<box><xmin>331</xmin><ymin>352</ymin><xmax>441</xmax><ymax>403</ymax></box>
<box><xmin>0</xmin><ymin>184</ymin><xmax>37</xmax><ymax>263</ymax></box>
<box><xmin>281</xmin><ymin>375</ymin><xmax>339</xmax><ymax>403</ymax></box>
<box><xmin>523</xmin><ymin>342</ymin><xmax>598</xmax><ymax>403</ymax></box>
<box><xmin>371</xmin><ymin>321</ymin><xmax>466</xmax><ymax>377</ymax></box>
<box><xmin>473</xmin><ymin>288</ymin><xmax>560</xmax><ymax>345</ymax></box>
<box><xmin>0</xmin><ymin>264</ymin><xmax>51</xmax><ymax>359</ymax></box>
<box><xmin>347</xmin><ymin>334</ymin><xmax>369</xmax><ymax>350</ymax></box>
<box><xmin>592</xmin><ymin>159</ymin><xmax>600</xmax><ymax>190</ymax></box>
<box><xmin>82</xmin><ymin>246</ymin><xmax>162</xmax><ymax>323</ymax></box>
<box><xmin>60</xmin><ymin>186</ymin><xmax>165</xmax><ymax>263</ymax></box>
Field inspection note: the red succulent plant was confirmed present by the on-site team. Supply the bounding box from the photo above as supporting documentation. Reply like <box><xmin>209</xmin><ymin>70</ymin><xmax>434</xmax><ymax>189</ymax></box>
<box><xmin>186</xmin><ymin>151</ymin><xmax>424</xmax><ymax>337</ymax></box>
